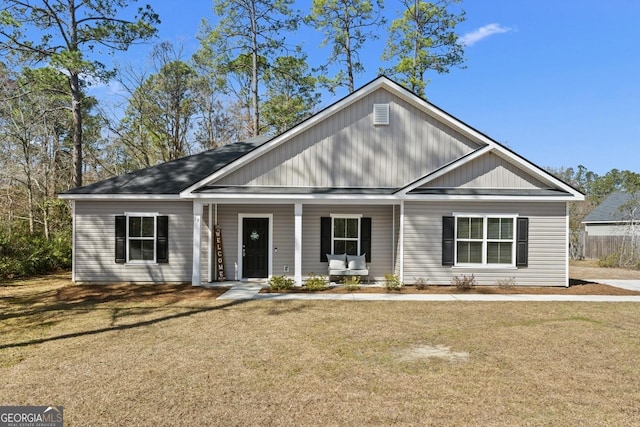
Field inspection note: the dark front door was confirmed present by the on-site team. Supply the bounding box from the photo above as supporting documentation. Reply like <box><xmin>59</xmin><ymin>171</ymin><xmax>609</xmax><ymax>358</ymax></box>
<box><xmin>242</xmin><ymin>217</ymin><xmax>269</xmax><ymax>278</ymax></box>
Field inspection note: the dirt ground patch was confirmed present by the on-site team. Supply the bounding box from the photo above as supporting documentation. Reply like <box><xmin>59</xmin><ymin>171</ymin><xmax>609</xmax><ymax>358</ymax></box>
<box><xmin>570</xmin><ymin>259</ymin><xmax>640</xmax><ymax>280</ymax></box>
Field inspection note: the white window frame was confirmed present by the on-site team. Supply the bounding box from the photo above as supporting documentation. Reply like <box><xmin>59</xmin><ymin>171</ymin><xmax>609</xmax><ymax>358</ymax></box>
<box><xmin>453</xmin><ymin>213</ymin><xmax>517</xmax><ymax>268</ymax></box>
<box><xmin>126</xmin><ymin>212</ymin><xmax>158</xmax><ymax>264</ymax></box>
<box><xmin>330</xmin><ymin>214</ymin><xmax>362</xmax><ymax>255</ymax></box>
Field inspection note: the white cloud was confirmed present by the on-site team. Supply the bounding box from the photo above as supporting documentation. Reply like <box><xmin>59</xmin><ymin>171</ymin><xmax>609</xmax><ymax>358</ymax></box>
<box><xmin>459</xmin><ymin>23</ymin><xmax>512</xmax><ymax>46</ymax></box>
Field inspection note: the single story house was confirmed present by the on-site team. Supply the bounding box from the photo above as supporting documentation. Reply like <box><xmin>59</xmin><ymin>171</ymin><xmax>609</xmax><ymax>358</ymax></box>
<box><xmin>581</xmin><ymin>191</ymin><xmax>639</xmax><ymax>259</ymax></box>
<box><xmin>582</xmin><ymin>192</ymin><xmax>639</xmax><ymax>237</ymax></box>
<box><xmin>59</xmin><ymin>76</ymin><xmax>584</xmax><ymax>287</ymax></box>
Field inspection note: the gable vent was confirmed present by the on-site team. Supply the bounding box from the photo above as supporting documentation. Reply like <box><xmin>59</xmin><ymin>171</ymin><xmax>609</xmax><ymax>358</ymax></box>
<box><xmin>373</xmin><ymin>103</ymin><xmax>390</xmax><ymax>125</ymax></box>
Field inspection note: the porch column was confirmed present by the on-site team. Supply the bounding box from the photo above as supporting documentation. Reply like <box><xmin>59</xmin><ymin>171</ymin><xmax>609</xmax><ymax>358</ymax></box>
<box><xmin>192</xmin><ymin>202</ymin><xmax>203</xmax><ymax>286</ymax></box>
<box><xmin>294</xmin><ymin>203</ymin><xmax>303</xmax><ymax>286</ymax></box>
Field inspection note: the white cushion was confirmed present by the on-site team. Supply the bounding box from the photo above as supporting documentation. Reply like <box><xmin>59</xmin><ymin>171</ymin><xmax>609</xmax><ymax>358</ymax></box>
<box><xmin>327</xmin><ymin>253</ymin><xmax>347</xmax><ymax>270</ymax></box>
<box><xmin>347</xmin><ymin>254</ymin><xmax>367</xmax><ymax>270</ymax></box>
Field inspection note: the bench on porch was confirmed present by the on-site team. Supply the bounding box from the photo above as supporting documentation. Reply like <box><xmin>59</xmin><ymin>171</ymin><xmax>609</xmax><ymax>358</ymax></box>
<box><xmin>326</xmin><ymin>253</ymin><xmax>369</xmax><ymax>284</ymax></box>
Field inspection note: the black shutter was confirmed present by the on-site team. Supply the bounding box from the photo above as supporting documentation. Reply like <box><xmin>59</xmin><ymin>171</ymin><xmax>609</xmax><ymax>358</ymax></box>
<box><xmin>115</xmin><ymin>215</ymin><xmax>126</xmax><ymax>263</ymax></box>
<box><xmin>442</xmin><ymin>216</ymin><xmax>455</xmax><ymax>266</ymax></box>
<box><xmin>156</xmin><ymin>215</ymin><xmax>169</xmax><ymax>263</ymax></box>
<box><xmin>360</xmin><ymin>217</ymin><xmax>371</xmax><ymax>262</ymax></box>
<box><xmin>516</xmin><ymin>217</ymin><xmax>529</xmax><ymax>267</ymax></box>
<box><xmin>320</xmin><ymin>217</ymin><xmax>331</xmax><ymax>261</ymax></box>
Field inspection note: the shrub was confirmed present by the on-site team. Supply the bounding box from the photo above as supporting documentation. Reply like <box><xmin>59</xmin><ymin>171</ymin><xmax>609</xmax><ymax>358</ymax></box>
<box><xmin>414</xmin><ymin>277</ymin><xmax>428</xmax><ymax>290</ymax></box>
<box><xmin>304</xmin><ymin>274</ymin><xmax>328</xmax><ymax>291</ymax></box>
<box><xmin>496</xmin><ymin>277</ymin><xmax>516</xmax><ymax>289</ymax></box>
<box><xmin>383</xmin><ymin>273</ymin><xmax>403</xmax><ymax>291</ymax></box>
<box><xmin>268</xmin><ymin>275</ymin><xmax>294</xmax><ymax>290</ymax></box>
<box><xmin>598</xmin><ymin>253</ymin><xmax>620</xmax><ymax>268</ymax></box>
<box><xmin>343</xmin><ymin>275</ymin><xmax>361</xmax><ymax>291</ymax></box>
<box><xmin>0</xmin><ymin>229</ymin><xmax>72</xmax><ymax>280</ymax></box>
<box><xmin>452</xmin><ymin>274</ymin><xmax>476</xmax><ymax>291</ymax></box>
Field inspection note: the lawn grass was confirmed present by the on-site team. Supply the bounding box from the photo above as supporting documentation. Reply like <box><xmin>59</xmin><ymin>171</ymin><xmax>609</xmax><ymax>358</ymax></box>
<box><xmin>2</xmin><ymin>275</ymin><xmax>640</xmax><ymax>425</ymax></box>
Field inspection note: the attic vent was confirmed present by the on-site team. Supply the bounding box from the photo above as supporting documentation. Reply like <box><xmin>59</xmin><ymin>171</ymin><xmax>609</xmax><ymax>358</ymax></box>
<box><xmin>373</xmin><ymin>103</ymin><xmax>390</xmax><ymax>125</ymax></box>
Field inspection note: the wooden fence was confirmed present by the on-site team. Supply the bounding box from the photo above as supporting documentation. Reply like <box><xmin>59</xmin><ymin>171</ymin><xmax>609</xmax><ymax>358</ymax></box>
<box><xmin>582</xmin><ymin>234</ymin><xmax>640</xmax><ymax>260</ymax></box>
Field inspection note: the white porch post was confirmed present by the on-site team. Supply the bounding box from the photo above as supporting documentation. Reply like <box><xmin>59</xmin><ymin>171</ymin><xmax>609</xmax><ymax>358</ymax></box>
<box><xmin>207</xmin><ymin>203</ymin><xmax>213</xmax><ymax>283</ymax></box>
<box><xmin>399</xmin><ymin>201</ymin><xmax>405</xmax><ymax>283</ymax></box>
<box><xmin>192</xmin><ymin>202</ymin><xmax>203</xmax><ymax>286</ymax></box>
<box><xmin>294</xmin><ymin>203</ymin><xmax>303</xmax><ymax>286</ymax></box>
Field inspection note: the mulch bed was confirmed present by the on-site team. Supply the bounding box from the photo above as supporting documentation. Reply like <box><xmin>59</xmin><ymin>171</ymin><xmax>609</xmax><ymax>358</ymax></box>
<box><xmin>260</xmin><ymin>282</ymin><xmax>640</xmax><ymax>296</ymax></box>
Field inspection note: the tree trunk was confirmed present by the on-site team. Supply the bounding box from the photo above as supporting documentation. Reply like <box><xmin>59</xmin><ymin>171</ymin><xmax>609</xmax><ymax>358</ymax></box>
<box><xmin>70</xmin><ymin>72</ymin><xmax>83</xmax><ymax>188</ymax></box>
<box><xmin>250</xmin><ymin>0</ymin><xmax>259</xmax><ymax>136</ymax></box>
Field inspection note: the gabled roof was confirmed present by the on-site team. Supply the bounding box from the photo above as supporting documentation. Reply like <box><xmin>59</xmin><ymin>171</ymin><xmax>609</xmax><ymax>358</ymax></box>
<box><xmin>583</xmin><ymin>192</ymin><xmax>640</xmax><ymax>223</ymax></box>
<box><xmin>60</xmin><ymin>76</ymin><xmax>583</xmax><ymax>202</ymax></box>
<box><xmin>181</xmin><ymin>76</ymin><xmax>583</xmax><ymax>200</ymax></box>
<box><xmin>59</xmin><ymin>137</ymin><xmax>269</xmax><ymax>198</ymax></box>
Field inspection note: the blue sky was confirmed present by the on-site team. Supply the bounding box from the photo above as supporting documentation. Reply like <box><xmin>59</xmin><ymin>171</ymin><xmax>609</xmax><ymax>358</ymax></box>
<box><xmin>103</xmin><ymin>0</ymin><xmax>640</xmax><ymax>175</ymax></box>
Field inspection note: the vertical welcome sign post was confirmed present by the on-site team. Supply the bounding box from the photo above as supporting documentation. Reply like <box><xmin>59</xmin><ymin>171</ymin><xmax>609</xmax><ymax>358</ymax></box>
<box><xmin>214</xmin><ymin>226</ymin><xmax>225</xmax><ymax>281</ymax></box>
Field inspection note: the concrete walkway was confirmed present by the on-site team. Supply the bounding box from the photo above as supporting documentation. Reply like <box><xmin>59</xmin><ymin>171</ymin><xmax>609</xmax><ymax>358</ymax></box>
<box><xmin>216</xmin><ymin>282</ymin><xmax>640</xmax><ymax>302</ymax></box>
<box><xmin>586</xmin><ymin>279</ymin><xmax>640</xmax><ymax>291</ymax></box>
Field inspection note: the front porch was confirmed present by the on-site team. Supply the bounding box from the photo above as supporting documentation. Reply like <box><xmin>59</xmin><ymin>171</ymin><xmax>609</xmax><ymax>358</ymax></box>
<box><xmin>190</xmin><ymin>200</ymin><xmax>403</xmax><ymax>286</ymax></box>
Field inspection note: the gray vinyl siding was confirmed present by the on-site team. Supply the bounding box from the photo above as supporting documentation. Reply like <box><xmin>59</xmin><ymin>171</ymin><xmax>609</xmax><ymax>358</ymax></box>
<box><xmin>422</xmin><ymin>152</ymin><xmax>549</xmax><ymax>189</ymax></box>
<box><xmin>302</xmin><ymin>205</ymin><xmax>396</xmax><ymax>280</ymax></box>
<box><xmin>403</xmin><ymin>201</ymin><xmax>568</xmax><ymax>286</ymax></box>
<box><xmin>216</xmin><ymin>88</ymin><xmax>481</xmax><ymax>188</ymax></box>
<box><xmin>74</xmin><ymin>200</ymin><xmax>193</xmax><ymax>283</ymax></box>
<box><xmin>585</xmin><ymin>223</ymin><xmax>630</xmax><ymax>236</ymax></box>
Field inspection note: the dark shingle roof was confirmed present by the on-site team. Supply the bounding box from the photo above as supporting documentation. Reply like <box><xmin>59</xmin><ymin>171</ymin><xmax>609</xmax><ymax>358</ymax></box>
<box><xmin>583</xmin><ymin>192</ymin><xmax>640</xmax><ymax>223</ymax></box>
<box><xmin>61</xmin><ymin>137</ymin><xmax>269</xmax><ymax>195</ymax></box>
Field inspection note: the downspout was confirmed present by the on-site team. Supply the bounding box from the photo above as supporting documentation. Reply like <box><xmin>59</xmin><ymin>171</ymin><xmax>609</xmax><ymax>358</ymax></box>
<box><xmin>565</xmin><ymin>203</ymin><xmax>570</xmax><ymax>287</ymax></box>
<box><xmin>399</xmin><ymin>201</ymin><xmax>405</xmax><ymax>283</ymax></box>
<box><xmin>71</xmin><ymin>200</ymin><xmax>76</xmax><ymax>282</ymax></box>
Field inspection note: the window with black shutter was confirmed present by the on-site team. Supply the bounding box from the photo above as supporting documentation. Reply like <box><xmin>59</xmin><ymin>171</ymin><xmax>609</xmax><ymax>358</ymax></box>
<box><xmin>442</xmin><ymin>214</ymin><xmax>527</xmax><ymax>267</ymax></box>
<box><xmin>321</xmin><ymin>216</ymin><xmax>371</xmax><ymax>262</ymax></box>
<box><xmin>115</xmin><ymin>214</ymin><xmax>169</xmax><ymax>264</ymax></box>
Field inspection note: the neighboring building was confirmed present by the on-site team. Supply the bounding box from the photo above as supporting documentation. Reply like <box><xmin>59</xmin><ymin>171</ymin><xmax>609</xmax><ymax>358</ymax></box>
<box><xmin>583</xmin><ymin>192</ymin><xmax>640</xmax><ymax>236</ymax></box>
<box><xmin>582</xmin><ymin>192</ymin><xmax>640</xmax><ymax>259</ymax></box>
<box><xmin>59</xmin><ymin>76</ymin><xmax>584</xmax><ymax>286</ymax></box>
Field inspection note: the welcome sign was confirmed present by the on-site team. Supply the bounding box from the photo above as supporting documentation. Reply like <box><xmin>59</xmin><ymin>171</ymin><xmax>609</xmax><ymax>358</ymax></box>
<box><xmin>214</xmin><ymin>226</ymin><xmax>225</xmax><ymax>281</ymax></box>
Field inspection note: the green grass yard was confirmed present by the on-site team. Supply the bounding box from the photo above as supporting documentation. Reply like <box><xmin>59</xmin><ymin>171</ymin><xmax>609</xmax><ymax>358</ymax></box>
<box><xmin>1</xmin><ymin>273</ymin><xmax>639</xmax><ymax>426</ymax></box>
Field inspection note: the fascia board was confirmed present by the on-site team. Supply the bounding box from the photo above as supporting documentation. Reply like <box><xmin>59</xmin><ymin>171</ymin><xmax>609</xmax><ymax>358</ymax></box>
<box><xmin>180</xmin><ymin>78</ymin><xmax>391</xmax><ymax>197</ymax></box>
<box><xmin>403</xmin><ymin>194</ymin><xmax>581</xmax><ymax>202</ymax></box>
